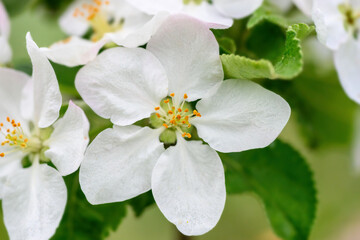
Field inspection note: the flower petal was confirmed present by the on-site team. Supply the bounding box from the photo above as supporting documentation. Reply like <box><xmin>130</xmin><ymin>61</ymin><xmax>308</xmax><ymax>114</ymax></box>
<box><xmin>192</xmin><ymin>79</ymin><xmax>291</xmax><ymax>153</ymax></box>
<box><xmin>182</xmin><ymin>2</ymin><xmax>233</xmax><ymax>29</ymax></box>
<box><xmin>334</xmin><ymin>39</ymin><xmax>360</xmax><ymax>104</ymax></box>
<box><xmin>213</xmin><ymin>0</ymin><xmax>263</xmax><ymax>19</ymax></box>
<box><xmin>147</xmin><ymin>14</ymin><xmax>223</xmax><ymax>103</ymax></box>
<box><xmin>59</xmin><ymin>0</ymin><xmax>89</xmax><ymax>36</ymax></box>
<box><xmin>2</xmin><ymin>161</ymin><xmax>67</xmax><ymax>240</ymax></box>
<box><xmin>312</xmin><ymin>0</ymin><xmax>348</xmax><ymax>50</ymax></box>
<box><xmin>0</xmin><ymin>152</ymin><xmax>23</xmax><ymax>199</ymax></box>
<box><xmin>293</xmin><ymin>0</ymin><xmax>313</xmax><ymax>16</ymax></box>
<box><xmin>0</xmin><ymin>36</ymin><xmax>11</xmax><ymax>64</ymax></box>
<box><xmin>26</xmin><ymin>33</ymin><xmax>62</xmax><ymax>128</ymax></box>
<box><xmin>0</xmin><ymin>1</ymin><xmax>10</xmax><ymax>38</ymax></box>
<box><xmin>45</xmin><ymin>101</ymin><xmax>89</xmax><ymax>176</ymax></box>
<box><xmin>41</xmin><ymin>36</ymin><xmax>109</xmax><ymax>67</ymax></box>
<box><xmin>0</xmin><ymin>68</ymin><xmax>30</xmax><ymax>123</ymax></box>
<box><xmin>152</xmin><ymin>136</ymin><xmax>226</xmax><ymax>236</ymax></box>
<box><xmin>106</xmin><ymin>12</ymin><xmax>169</xmax><ymax>48</ymax></box>
<box><xmin>80</xmin><ymin>125</ymin><xmax>164</xmax><ymax>204</ymax></box>
<box><xmin>75</xmin><ymin>47</ymin><xmax>168</xmax><ymax>126</ymax></box>
<box><xmin>126</xmin><ymin>0</ymin><xmax>182</xmax><ymax>15</ymax></box>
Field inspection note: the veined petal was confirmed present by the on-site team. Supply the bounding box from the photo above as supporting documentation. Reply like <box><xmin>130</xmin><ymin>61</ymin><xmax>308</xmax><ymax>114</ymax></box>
<box><xmin>213</xmin><ymin>0</ymin><xmax>263</xmax><ymax>19</ymax></box>
<box><xmin>192</xmin><ymin>79</ymin><xmax>291</xmax><ymax>153</ymax></box>
<box><xmin>26</xmin><ymin>33</ymin><xmax>62</xmax><ymax>128</ymax></box>
<box><xmin>147</xmin><ymin>15</ymin><xmax>223</xmax><ymax>103</ymax></box>
<box><xmin>59</xmin><ymin>0</ymin><xmax>90</xmax><ymax>36</ymax></box>
<box><xmin>75</xmin><ymin>47</ymin><xmax>168</xmax><ymax>126</ymax></box>
<box><xmin>106</xmin><ymin>12</ymin><xmax>169</xmax><ymax>48</ymax></box>
<box><xmin>45</xmin><ymin>101</ymin><xmax>90</xmax><ymax>176</ymax></box>
<box><xmin>2</xmin><ymin>160</ymin><xmax>67</xmax><ymax>240</ymax></box>
<box><xmin>152</xmin><ymin>136</ymin><xmax>226</xmax><ymax>236</ymax></box>
<box><xmin>0</xmin><ymin>152</ymin><xmax>23</xmax><ymax>199</ymax></box>
<box><xmin>0</xmin><ymin>68</ymin><xmax>30</xmax><ymax>124</ymax></box>
<box><xmin>334</xmin><ymin>39</ymin><xmax>360</xmax><ymax>104</ymax></box>
<box><xmin>41</xmin><ymin>36</ymin><xmax>109</xmax><ymax>67</ymax></box>
<box><xmin>125</xmin><ymin>0</ymin><xmax>182</xmax><ymax>15</ymax></box>
<box><xmin>80</xmin><ymin>125</ymin><xmax>164</xmax><ymax>204</ymax></box>
<box><xmin>0</xmin><ymin>1</ymin><xmax>10</xmax><ymax>39</ymax></box>
<box><xmin>182</xmin><ymin>2</ymin><xmax>233</xmax><ymax>29</ymax></box>
<box><xmin>313</xmin><ymin>0</ymin><xmax>348</xmax><ymax>50</ymax></box>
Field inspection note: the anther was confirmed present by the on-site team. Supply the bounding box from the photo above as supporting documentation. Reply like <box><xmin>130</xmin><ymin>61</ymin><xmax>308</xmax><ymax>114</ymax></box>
<box><xmin>21</xmin><ymin>143</ymin><xmax>27</xmax><ymax>148</ymax></box>
<box><xmin>182</xmin><ymin>132</ymin><xmax>187</xmax><ymax>137</ymax></box>
<box><xmin>170</xmin><ymin>93</ymin><xmax>175</xmax><ymax>97</ymax></box>
<box><xmin>164</xmin><ymin>99</ymin><xmax>170</xmax><ymax>104</ymax></box>
<box><xmin>163</xmin><ymin>123</ymin><xmax>169</xmax><ymax>129</ymax></box>
<box><xmin>178</xmin><ymin>108</ymin><xmax>182</xmax><ymax>112</ymax></box>
<box><xmin>184</xmin><ymin>109</ymin><xmax>189</xmax><ymax>113</ymax></box>
<box><xmin>187</xmin><ymin>133</ymin><xmax>192</xmax><ymax>138</ymax></box>
<box><xmin>184</xmin><ymin>94</ymin><xmax>188</xmax><ymax>99</ymax></box>
<box><xmin>168</xmin><ymin>110</ymin><xmax>173</xmax><ymax>115</ymax></box>
<box><xmin>0</xmin><ymin>153</ymin><xmax>4</xmax><ymax>157</ymax></box>
<box><xmin>156</xmin><ymin>113</ymin><xmax>161</xmax><ymax>118</ymax></box>
<box><xmin>24</xmin><ymin>139</ymin><xmax>28</xmax><ymax>143</ymax></box>
<box><xmin>155</xmin><ymin>107</ymin><xmax>160</xmax><ymax>111</ymax></box>
<box><xmin>6</xmin><ymin>117</ymin><xmax>10</xmax><ymax>122</ymax></box>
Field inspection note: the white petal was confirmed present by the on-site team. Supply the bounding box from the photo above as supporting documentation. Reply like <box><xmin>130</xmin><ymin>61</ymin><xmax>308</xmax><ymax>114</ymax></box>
<box><xmin>0</xmin><ymin>68</ymin><xmax>30</xmax><ymax>123</ymax></box>
<box><xmin>213</xmin><ymin>0</ymin><xmax>263</xmax><ymax>19</ymax></box>
<box><xmin>147</xmin><ymin>14</ymin><xmax>223</xmax><ymax>103</ymax></box>
<box><xmin>45</xmin><ymin>101</ymin><xmax>89</xmax><ymax>176</ymax></box>
<box><xmin>75</xmin><ymin>47</ymin><xmax>168</xmax><ymax>126</ymax></box>
<box><xmin>41</xmin><ymin>36</ymin><xmax>109</xmax><ymax>67</ymax></box>
<box><xmin>312</xmin><ymin>0</ymin><xmax>348</xmax><ymax>50</ymax></box>
<box><xmin>293</xmin><ymin>0</ymin><xmax>313</xmax><ymax>16</ymax></box>
<box><xmin>126</xmin><ymin>0</ymin><xmax>182</xmax><ymax>15</ymax></box>
<box><xmin>182</xmin><ymin>2</ymin><xmax>233</xmax><ymax>29</ymax></box>
<box><xmin>80</xmin><ymin>125</ymin><xmax>164</xmax><ymax>204</ymax></box>
<box><xmin>334</xmin><ymin>39</ymin><xmax>360</xmax><ymax>104</ymax></box>
<box><xmin>152</xmin><ymin>136</ymin><xmax>226</xmax><ymax>236</ymax></box>
<box><xmin>2</xmin><ymin>161</ymin><xmax>67</xmax><ymax>240</ymax></box>
<box><xmin>0</xmin><ymin>152</ymin><xmax>23</xmax><ymax>199</ymax></box>
<box><xmin>59</xmin><ymin>0</ymin><xmax>89</xmax><ymax>36</ymax></box>
<box><xmin>26</xmin><ymin>33</ymin><xmax>62</xmax><ymax>128</ymax></box>
<box><xmin>106</xmin><ymin>12</ymin><xmax>169</xmax><ymax>48</ymax></box>
<box><xmin>0</xmin><ymin>1</ymin><xmax>10</xmax><ymax>38</ymax></box>
<box><xmin>192</xmin><ymin>79</ymin><xmax>291</xmax><ymax>153</ymax></box>
<box><xmin>0</xmin><ymin>36</ymin><xmax>11</xmax><ymax>64</ymax></box>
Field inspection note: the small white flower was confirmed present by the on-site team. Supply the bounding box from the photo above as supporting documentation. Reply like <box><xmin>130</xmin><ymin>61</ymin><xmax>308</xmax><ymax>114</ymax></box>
<box><xmin>0</xmin><ymin>1</ymin><xmax>11</xmax><ymax>65</ymax></box>
<box><xmin>76</xmin><ymin>15</ymin><xmax>290</xmax><ymax>235</ymax></box>
<box><xmin>126</xmin><ymin>0</ymin><xmax>264</xmax><ymax>28</ymax></box>
<box><xmin>269</xmin><ymin>0</ymin><xmax>313</xmax><ymax>16</ymax></box>
<box><xmin>0</xmin><ymin>33</ymin><xmax>89</xmax><ymax>240</ymax></box>
<box><xmin>41</xmin><ymin>0</ymin><xmax>168</xmax><ymax>67</ymax></box>
<box><xmin>313</xmin><ymin>0</ymin><xmax>360</xmax><ymax>104</ymax></box>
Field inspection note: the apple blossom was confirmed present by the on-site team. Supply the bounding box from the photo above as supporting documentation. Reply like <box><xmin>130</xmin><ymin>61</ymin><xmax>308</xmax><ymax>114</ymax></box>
<box><xmin>40</xmin><ymin>0</ymin><xmax>168</xmax><ymax>67</ymax></box>
<box><xmin>126</xmin><ymin>0</ymin><xmax>264</xmax><ymax>29</ymax></box>
<box><xmin>313</xmin><ymin>0</ymin><xmax>360</xmax><ymax>104</ymax></box>
<box><xmin>0</xmin><ymin>1</ymin><xmax>11</xmax><ymax>65</ymax></box>
<box><xmin>0</xmin><ymin>33</ymin><xmax>89</xmax><ymax>240</ymax></box>
<box><xmin>76</xmin><ymin>15</ymin><xmax>291</xmax><ymax>236</ymax></box>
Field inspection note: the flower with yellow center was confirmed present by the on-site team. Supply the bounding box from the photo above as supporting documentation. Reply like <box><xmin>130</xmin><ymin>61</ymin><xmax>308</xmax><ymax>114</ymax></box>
<box><xmin>0</xmin><ymin>1</ymin><xmax>11</xmax><ymax>65</ymax></box>
<box><xmin>40</xmin><ymin>0</ymin><xmax>168</xmax><ymax>67</ymax></box>
<box><xmin>0</xmin><ymin>33</ymin><xmax>89</xmax><ymax>240</ymax></box>
<box><xmin>76</xmin><ymin>15</ymin><xmax>290</xmax><ymax>236</ymax></box>
<box><xmin>126</xmin><ymin>0</ymin><xmax>264</xmax><ymax>29</ymax></box>
<box><xmin>313</xmin><ymin>0</ymin><xmax>360</xmax><ymax>104</ymax></box>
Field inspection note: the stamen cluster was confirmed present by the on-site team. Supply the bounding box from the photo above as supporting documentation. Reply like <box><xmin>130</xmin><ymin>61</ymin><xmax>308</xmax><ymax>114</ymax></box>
<box><xmin>154</xmin><ymin>93</ymin><xmax>201</xmax><ymax>139</ymax></box>
<box><xmin>73</xmin><ymin>0</ymin><xmax>110</xmax><ymax>21</ymax></box>
<box><xmin>0</xmin><ymin>117</ymin><xmax>28</xmax><ymax>157</ymax></box>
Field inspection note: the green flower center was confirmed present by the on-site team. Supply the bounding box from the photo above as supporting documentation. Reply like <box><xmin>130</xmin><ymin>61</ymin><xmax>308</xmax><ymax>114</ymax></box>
<box><xmin>339</xmin><ymin>3</ymin><xmax>360</xmax><ymax>38</ymax></box>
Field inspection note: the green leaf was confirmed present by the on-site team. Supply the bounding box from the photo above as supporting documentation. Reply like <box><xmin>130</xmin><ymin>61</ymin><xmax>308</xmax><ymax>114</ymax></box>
<box><xmin>218</xmin><ymin>37</ymin><xmax>237</xmax><ymax>54</ymax></box>
<box><xmin>221</xmin><ymin>140</ymin><xmax>317</xmax><ymax>240</ymax></box>
<box><xmin>247</xmin><ymin>4</ymin><xmax>289</xmax><ymax>29</ymax></box>
<box><xmin>221</xmin><ymin>23</ymin><xmax>314</xmax><ymax>80</ymax></box>
<box><xmin>51</xmin><ymin>173</ymin><xmax>127</xmax><ymax>240</ymax></box>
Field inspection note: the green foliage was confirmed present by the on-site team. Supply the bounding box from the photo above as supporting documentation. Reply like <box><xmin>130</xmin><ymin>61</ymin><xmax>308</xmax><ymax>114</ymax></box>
<box><xmin>247</xmin><ymin>3</ymin><xmax>289</xmax><ymax>29</ymax></box>
<box><xmin>221</xmin><ymin>23</ymin><xmax>314</xmax><ymax>80</ymax></box>
<box><xmin>221</xmin><ymin>140</ymin><xmax>317</xmax><ymax>240</ymax></box>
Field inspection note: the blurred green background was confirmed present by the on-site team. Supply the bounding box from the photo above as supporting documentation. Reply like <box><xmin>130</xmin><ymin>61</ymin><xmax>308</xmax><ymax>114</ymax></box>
<box><xmin>1</xmin><ymin>3</ymin><xmax>360</xmax><ymax>240</ymax></box>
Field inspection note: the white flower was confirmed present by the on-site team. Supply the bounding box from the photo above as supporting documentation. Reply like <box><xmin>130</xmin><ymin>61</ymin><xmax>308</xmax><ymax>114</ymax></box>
<box><xmin>76</xmin><ymin>15</ymin><xmax>290</xmax><ymax>235</ymax></box>
<box><xmin>40</xmin><ymin>0</ymin><xmax>168</xmax><ymax>67</ymax></box>
<box><xmin>313</xmin><ymin>0</ymin><xmax>360</xmax><ymax>104</ymax></box>
<box><xmin>0</xmin><ymin>33</ymin><xmax>89</xmax><ymax>240</ymax></box>
<box><xmin>126</xmin><ymin>0</ymin><xmax>264</xmax><ymax>29</ymax></box>
<box><xmin>0</xmin><ymin>1</ymin><xmax>12</xmax><ymax>65</ymax></box>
